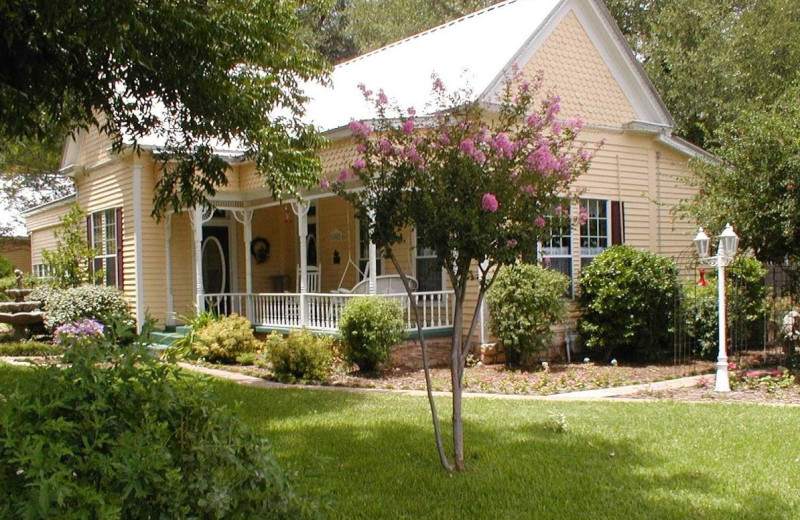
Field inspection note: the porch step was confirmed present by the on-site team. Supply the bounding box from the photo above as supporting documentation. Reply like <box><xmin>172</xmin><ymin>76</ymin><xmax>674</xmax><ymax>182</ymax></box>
<box><xmin>149</xmin><ymin>331</ymin><xmax>185</xmax><ymax>346</ymax></box>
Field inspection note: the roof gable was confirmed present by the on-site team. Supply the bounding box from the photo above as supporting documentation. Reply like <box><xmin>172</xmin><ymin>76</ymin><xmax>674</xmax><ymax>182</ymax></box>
<box><xmin>305</xmin><ymin>0</ymin><xmax>673</xmax><ymax>133</ymax></box>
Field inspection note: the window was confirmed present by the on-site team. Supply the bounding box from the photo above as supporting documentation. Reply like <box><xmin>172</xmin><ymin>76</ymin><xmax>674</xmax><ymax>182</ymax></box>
<box><xmin>540</xmin><ymin>207</ymin><xmax>574</xmax><ymax>297</ymax></box>
<box><xmin>580</xmin><ymin>199</ymin><xmax>609</xmax><ymax>268</ymax></box>
<box><xmin>580</xmin><ymin>199</ymin><xmax>624</xmax><ymax>269</ymax></box>
<box><xmin>89</xmin><ymin>208</ymin><xmax>122</xmax><ymax>288</ymax></box>
<box><xmin>357</xmin><ymin>218</ymin><xmax>381</xmax><ymax>281</ymax></box>
<box><xmin>415</xmin><ymin>233</ymin><xmax>442</xmax><ymax>292</ymax></box>
<box><xmin>32</xmin><ymin>263</ymin><xmax>51</xmax><ymax>279</ymax></box>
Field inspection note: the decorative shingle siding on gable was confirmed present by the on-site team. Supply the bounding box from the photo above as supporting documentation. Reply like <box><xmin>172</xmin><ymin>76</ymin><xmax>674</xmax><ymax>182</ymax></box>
<box><xmin>523</xmin><ymin>10</ymin><xmax>636</xmax><ymax>128</ymax></box>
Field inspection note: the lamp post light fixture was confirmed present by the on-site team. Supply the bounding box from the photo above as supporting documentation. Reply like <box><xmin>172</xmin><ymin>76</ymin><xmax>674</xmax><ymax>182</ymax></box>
<box><xmin>693</xmin><ymin>223</ymin><xmax>740</xmax><ymax>392</ymax></box>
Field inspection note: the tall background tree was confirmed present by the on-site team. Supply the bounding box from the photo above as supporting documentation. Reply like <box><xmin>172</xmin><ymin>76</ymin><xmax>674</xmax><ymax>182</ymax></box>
<box><xmin>0</xmin><ymin>0</ymin><xmax>328</xmax><ymax>219</ymax></box>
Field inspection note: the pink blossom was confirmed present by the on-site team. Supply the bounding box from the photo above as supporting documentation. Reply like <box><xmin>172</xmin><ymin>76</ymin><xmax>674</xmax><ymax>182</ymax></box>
<box><xmin>403</xmin><ymin>145</ymin><xmax>421</xmax><ymax>163</ymax></box>
<box><xmin>432</xmin><ymin>74</ymin><xmax>445</xmax><ymax>92</ymax></box>
<box><xmin>378</xmin><ymin>137</ymin><xmax>392</xmax><ymax>153</ymax></box>
<box><xmin>579</xmin><ymin>149</ymin><xmax>594</xmax><ymax>162</ymax></box>
<box><xmin>358</xmin><ymin>83</ymin><xmax>373</xmax><ymax>100</ymax></box>
<box><xmin>439</xmin><ymin>132</ymin><xmax>451</xmax><ymax>145</ymax></box>
<box><xmin>352</xmin><ymin>158</ymin><xmax>366</xmax><ymax>170</ymax></box>
<box><xmin>528</xmin><ymin>144</ymin><xmax>558</xmax><ymax>172</ymax></box>
<box><xmin>543</xmin><ymin>256</ymin><xmax>552</xmax><ymax>265</ymax></box>
<box><xmin>565</xmin><ymin>117</ymin><xmax>584</xmax><ymax>132</ymax></box>
<box><xmin>407</xmin><ymin>107</ymin><xmax>417</xmax><ymax>116</ymax></box>
<box><xmin>535</xmin><ymin>216</ymin><xmax>546</xmax><ymax>228</ymax></box>
<box><xmin>526</xmin><ymin>113</ymin><xmax>542</xmax><ymax>128</ymax></box>
<box><xmin>377</xmin><ymin>90</ymin><xmax>388</xmax><ymax>105</ymax></box>
<box><xmin>521</xmin><ymin>184</ymin><xmax>536</xmax><ymax>196</ymax></box>
<box><xmin>552</xmin><ymin>122</ymin><xmax>563</xmax><ymax>135</ymax></box>
<box><xmin>506</xmin><ymin>239</ymin><xmax>518</xmax><ymax>247</ymax></box>
<box><xmin>482</xmin><ymin>193</ymin><xmax>499</xmax><ymax>213</ymax></box>
<box><xmin>545</xmin><ymin>94</ymin><xmax>561</xmax><ymax>121</ymax></box>
<box><xmin>578</xmin><ymin>207</ymin><xmax>589</xmax><ymax>225</ymax></box>
<box><xmin>402</xmin><ymin>119</ymin><xmax>415</xmax><ymax>134</ymax></box>
<box><xmin>337</xmin><ymin>168</ymin><xmax>351</xmax><ymax>183</ymax></box>
<box><xmin>356</xmin><ymin>143</ymin><xmax>367</xmax><ymax>153</ymax></box>
<box><xmin>460</xmin><ymin>139</ymin><xmax>475</xmax><ymax>155</ymax></box>
<box><xmin>318</xmin><ymin>176</ymin><xmax>331</xmax><ymax>189</ymax></box>
<box><xmin>472</xmin><ymin>150</ymin><xmax>487</xmax><ymax>165</ymax></box>
<box><xmin>349</xmin><ymin>120</ymin><xmax>372</xmax><ymax>138</ymax></box>
<box><xmin>520</xmin><ymin>80</ymin><xmax>531</xmax><ymax>93</ymax></box>
<box><xmin>491</xmin><ymin>132</ymin><xmax>516</xmax><ymax>158</ymax></box>
<box><xmin>474</xmin><ymin>127</ymin><xmax>490</xmax><ymax>143</ymax></box>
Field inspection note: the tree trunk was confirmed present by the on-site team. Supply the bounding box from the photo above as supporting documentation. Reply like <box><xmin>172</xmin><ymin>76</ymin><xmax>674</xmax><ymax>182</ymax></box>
<box><xmin>389</xmin><ymin>254</ymin><xmax>453</xmax><ymax>472</ymax></box>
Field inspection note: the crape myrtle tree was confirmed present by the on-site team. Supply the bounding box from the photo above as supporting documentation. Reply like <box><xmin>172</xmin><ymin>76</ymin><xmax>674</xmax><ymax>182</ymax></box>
<box><xmin>0</xmin><ymin>0</ymin><xmax>329</xmax><ymax>217</ymax></box>
<box><xmin>333</xmin><ymin>69</ymin><xmax>594</xmax><ymax>471</ymax></box>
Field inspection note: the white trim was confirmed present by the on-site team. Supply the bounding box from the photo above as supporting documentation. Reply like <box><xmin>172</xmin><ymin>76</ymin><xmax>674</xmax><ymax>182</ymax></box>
<box><xmin>133</xmin><ymin>164</ymin><xmax>146</xmax><ymax>331</ymax></box>
<box><xmin>165</xmin><ymin>214</ymin><xmax>175</xmax><ymax>326</ymax></box>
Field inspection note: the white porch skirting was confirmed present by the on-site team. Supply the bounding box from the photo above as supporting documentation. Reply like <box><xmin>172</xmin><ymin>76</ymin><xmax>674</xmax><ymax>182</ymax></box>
<box><xmin>203</xmin><ymin>291</ymin><xmax>454</xmax><ymax>332</ymax></box>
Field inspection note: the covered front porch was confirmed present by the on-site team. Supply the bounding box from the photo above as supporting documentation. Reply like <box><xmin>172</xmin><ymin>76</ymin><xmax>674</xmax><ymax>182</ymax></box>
<box><xmin>161</xmin><ymin>190</ymin><xmax>461</xmax><ymax>335</ymax></box>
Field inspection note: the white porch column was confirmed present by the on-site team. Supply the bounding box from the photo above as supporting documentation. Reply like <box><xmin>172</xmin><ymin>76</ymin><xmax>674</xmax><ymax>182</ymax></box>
<box><xmin>368</xmin><ymin>209</ymin><xmax>377</xmax><ymax>295</ymax></box>
<box><xmin>292</xmin><ymin>201</ymin><xmax>310</xmax><ymax>326</ymax></box>
<box><xmin>165</xmin><ymin>214</ymin><xmax>174</xmax><ymax>326</ymax></box>
<box><xmin>478</xmin><ymin>259</ymin><xmax>489</xmax><ymax>346</ymax></box>
<box><xmin>132</xmin><ymin>164</ymin><xmax>145</xmax><ymax>332</ymax></box>
<box><xmin>232</xmin><ymin>210</ymin><xmax>254</xmax><ymax>321</ymax></box>
<box><xmin>190</xmin><ymin>207</ymin><xmax>213</xmax><ymax>312</ymax></box>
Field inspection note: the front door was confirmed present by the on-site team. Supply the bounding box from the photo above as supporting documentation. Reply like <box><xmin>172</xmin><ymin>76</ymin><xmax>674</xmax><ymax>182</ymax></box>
<box><xmin>202</xmin><ymin>226</ymin><xmax>230</xmax><ymax>313</ymax></box>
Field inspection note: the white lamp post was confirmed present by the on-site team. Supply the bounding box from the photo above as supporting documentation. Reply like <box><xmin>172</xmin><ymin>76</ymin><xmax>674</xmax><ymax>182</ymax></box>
<box><xmin>693</xmin><ymin>223</ymin><xmax>740</xmax><ymax>392</ymax></box>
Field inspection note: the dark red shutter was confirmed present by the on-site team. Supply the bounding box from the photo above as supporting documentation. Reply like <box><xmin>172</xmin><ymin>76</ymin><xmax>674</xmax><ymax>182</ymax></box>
<box><xmin>611</xmin><ymin>201</ymin><xmax>625</xmax><ymax>245</ymax></box>
<box><xmin>116</xmin><ymin>207</ymin><xmax>124</xmax><ymax>290</ymax></box>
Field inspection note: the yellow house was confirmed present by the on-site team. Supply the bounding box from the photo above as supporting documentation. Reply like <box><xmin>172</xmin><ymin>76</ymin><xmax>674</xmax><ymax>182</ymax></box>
<box><xmin>25</xmin><ymin>0</ymin><xmax>712</xmax><ymax>349</ymax></box>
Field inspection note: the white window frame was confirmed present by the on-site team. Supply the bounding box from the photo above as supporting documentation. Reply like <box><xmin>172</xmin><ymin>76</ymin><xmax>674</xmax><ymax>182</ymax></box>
<box><xmin>539</xmin><ymin>205</ymin><xmax>574</xmax><ymax>297</ymax></box>
<box><xmin>91</xmin><ymin>208</ymin><xmax>119</xmax><ymax>288</ymax></box>
<box><xmin>580</xmin><ymin>199</ymin><xmax>611</xmax><ymax>267</ymax></box>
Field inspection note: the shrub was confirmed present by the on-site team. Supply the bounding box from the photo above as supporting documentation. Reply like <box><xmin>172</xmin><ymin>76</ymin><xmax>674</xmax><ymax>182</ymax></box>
<box><xmin>0</xmin><ymin>338</ymin><xmax>314</xmax><ymax>519</ymax></box>
<box><xmin>0</xmin><ymin>255</ymin><xmax>12</xmax><ymax>278</ymax></box>
<box><xmin>683</xmin><ymin>254</ymin><xmax>768</xmax><ymax>358</ymax></box>
<box><xmin>41</xmin><ymin>203</ymin><xmax>99</xmax><ymax>288</ymax></box>
<box><xmin>33</xmin><ymin>283</ymin><xmax>135</xmax><ymax>342</ymax></box>
<box><xmin>578</xmin><ymin>245</ymin><xmax>679</xmax><ymax>361</ymax></box>
<box><xmin>338</xmin><ymin>296</ymin><xmax>406</xmax><ymax>372</ymax></box>
<box><xmin>267</xmin><ymin>329</ymin><xmax>335</xmax><ymax>383</ymax></box>
<box><xmin>190</xmin><ymin>314</ymin><xmax>262</xmax><ymax>364</ymax></box>
<box><xmin>486</xmin><ymin>262</ymin><xmax>570</xmax><ymax>366</ymax></box>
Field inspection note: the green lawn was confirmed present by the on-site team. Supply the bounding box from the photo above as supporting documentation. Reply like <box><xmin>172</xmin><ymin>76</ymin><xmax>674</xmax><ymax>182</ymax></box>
<box><xmin>213</xmin><ymin>381</ymin><xmax>800</xmax><ymax>520</ymax></box>
<box><xmin>2</xmin><ymin>365</ymin><xmax>799</xmax><ymax>519</ymax></box>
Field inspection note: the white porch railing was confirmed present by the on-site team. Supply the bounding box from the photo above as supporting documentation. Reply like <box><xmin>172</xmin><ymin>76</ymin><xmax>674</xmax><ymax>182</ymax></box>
<box><xmin>203</xmin><ymin>291</ymin><xmax>454</xmax><ymax>333</ymax></box>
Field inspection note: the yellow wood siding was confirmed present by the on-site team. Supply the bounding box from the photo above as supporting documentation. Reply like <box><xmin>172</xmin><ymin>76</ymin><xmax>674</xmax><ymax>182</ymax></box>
<box><xmin>523</xmin><ymin>10</ymin><xmax>637</xmax><ymax>128</ymax></box>
<box><xmin>169</xmin><ymin>213</ymin><xmax>195</xmax><ymax>319</ymax></box>
<box><xmin>136</xmin><ymin>160</ymin><xmax>168</xmax><ymax>326</ymax></box>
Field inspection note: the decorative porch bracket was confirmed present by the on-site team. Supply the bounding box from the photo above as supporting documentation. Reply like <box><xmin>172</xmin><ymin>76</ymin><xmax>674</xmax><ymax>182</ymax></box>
<box><xmin>190</xmin><ymin>206</ymin><xmax>216</xmax><ymax>313</ymax></box>
<box><xmin>232</xmin><ymin>209</ymin><xmax>254</xmax><ymax>321</ymax></box>
<box><xmin>291</xmin><ymin>201</ymin><xmax>311</xmax><ymax>326</ymax></box>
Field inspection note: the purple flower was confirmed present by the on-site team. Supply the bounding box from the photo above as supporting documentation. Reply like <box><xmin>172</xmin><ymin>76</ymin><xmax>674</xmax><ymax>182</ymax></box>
<box><xmin>337</xmin><ymin>168</ymin><xmax>351</xmax><ymax>183</ymax></box>
<box><xmin>460</xmin><ymin>139</ymin><xmax>475</xmax><ymax>155</ymax></box>
<box><xmin>407</xmin><ymin>107</ymin><xmax>417</xmax><ymax>116</ymax></box>
<box><xmin>356</xmin><ymin>143</ymin><xmax>367</xmax><ymax>153</ymax></box>
<box><xmin>535</xmin><ymin>216</ymin><xmax>546</xmax><ymax>228</ymax></box>
<box><xmin>545</xmin><ymin>94</ymin><xmax>561</xmax><ymax>121</ymax></box>
<box><xmin>377</xmin><ymin>90</ymin><xmax>388</xmax><ymax>105</ymax></box>
<box><xmin>482</xmin><ymin>193</ymin><xmax>499</xmax><ymax>213</ymax></box>
<box><xmin>402</xmin><ymin>119</ymin><xmax>415</xmax><ymax>134</ymax></box>
<box><xmin>54</xmin><ymin>318</ymin><xmax>105</xmax><ymax>347</ymax></box>
<box><xmin>403</xmin><ymin>145</ymin><xmax>421</xmax><ymax>163</ymax></box>
<box><xmin>432</xmin><ymin>74</ymin><xmax>445</xmax><ymax>91</ymax></box>
<box><xmin>491</xmin><ymin>132</ymin><xmax>516</xmax><ymax>159</ymax></box>
<box><xmin>352</xmin><ymin>158</ymin><xmax>366</xmax><ymax>170</ymax></box>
